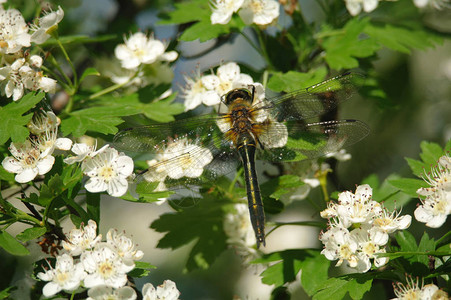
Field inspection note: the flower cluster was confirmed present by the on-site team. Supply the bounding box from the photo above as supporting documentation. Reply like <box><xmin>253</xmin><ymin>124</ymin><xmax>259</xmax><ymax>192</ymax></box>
<box><xmin>182</xmin><ymin>62</ymin><xmax>257</xmax><ymax>111</ymax></box>
<box><xmin>65</xmin><ymin>142</ymin><xmax>134</xmax><ymax>197</ymax></box>
<box><xmin>320</xmin><ymin>184</ymin><xmax>412</xmax><ymax>273</ymax></box>
<box><xmin>2</xmin><ymin>111</ymin><xmax>72</xmax><ymax>183</ymax></box>
<box><xmin>0</xmin><ymin>5</ymin><xmax>62</xmax><ymax>100</ymax></box>
<box><xmin>392</xmin><ymin>276</ymin><xmax>448</xmax><ymax>300</ymax></box>
<box><xmin>223</xmin><ymin>203</ymin><xmax>259</xmax><ymax>258</ymax></box>
<box><xmin>414</xmin><ymin>154</ymin><xmax>451</xmax><ymax>228</ymax></box>
<box><xmin>105</xmin><ymin>32</ymin><xmax>177</xmax><ymax>90</ymax></box>
<box><xmin>143</xmin><ymin>137</ymin><xmax>213</xmax><ymax>203</ymax></box>
<box><xmin>210</xmin><ymin>0</ymin><xmax>280</xmax><ymax>26</ymax></box>
<box><xmin>38</xmin><ymin>220</ymin><xmax>181</xmax><ymax>299</ymax></box>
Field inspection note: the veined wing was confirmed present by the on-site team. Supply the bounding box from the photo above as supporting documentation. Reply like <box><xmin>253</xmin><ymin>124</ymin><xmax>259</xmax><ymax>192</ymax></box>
<box><xmin>255</xmin><ymin>72</ymin><xmax>365</xmax><ymax>122</ymax></box>
<box><xmin>113</xmin><ymin>115</ymin><xmax>239</xmax><ymax>183</ymax></box>
<box><xmin>257</xmin><ymin>119</ymin><xmax>370</xmax><ymax>162</ymax></box>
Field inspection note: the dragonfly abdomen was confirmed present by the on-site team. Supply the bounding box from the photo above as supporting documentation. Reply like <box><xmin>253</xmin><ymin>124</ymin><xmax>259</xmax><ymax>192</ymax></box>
<box><xmin>237</xmin><ymin>135</ymin><xmax>266</xmax><ymax>248</ymax></box>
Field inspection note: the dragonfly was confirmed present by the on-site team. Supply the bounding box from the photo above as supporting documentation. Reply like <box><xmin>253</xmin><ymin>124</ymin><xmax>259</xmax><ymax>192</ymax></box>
<box><xmin>113</xmin><ymin>72</ymin><xmax>370</xmax><ymax>248</ymax></box>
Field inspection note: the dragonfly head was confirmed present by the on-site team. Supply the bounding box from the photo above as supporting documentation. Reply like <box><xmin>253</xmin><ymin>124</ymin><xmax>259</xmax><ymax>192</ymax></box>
<box><xmin>223</xmin><ymin>87</ymin><xmax>254</xmax><ymax>106</ymax></box>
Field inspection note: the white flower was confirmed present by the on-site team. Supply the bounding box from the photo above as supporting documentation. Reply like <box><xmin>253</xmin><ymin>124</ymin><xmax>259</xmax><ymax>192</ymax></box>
<box><xmin>37</xmin><ymin>253</ymin><xmax>87</xmax><ymax>297</ymax></box>
<box><xmin>392</xmin><ymin>277</ymin><xmax>448</xmax><ymax>300</ymax></box>
<box><xmin>81</xmin><ymin>243</ymin><xmax>135</xmax><ymax>289</ymax></box>
<box><xmin>144</xmin><ymin>137</ymin><xmax>213</xmax><ymax>182</ymax></box>
<box><xmin>0</xmin><ymin>8</ymin><xmax>31</xmax><ymax>54</ymax></box>
<box><xmin>414</xmin><ymin>154</ymin><xmax>451</xmax><ymax>228</ymax></box>
<box><xmin>345</xmin><ymin>0</ymin><xmax>379</xmax><ymax>16</ymax></box>
<box><xmin>83</xmin><ymin>147</ymin><xmax>134</xmax><ymax>197</ymax></box>
<box><xmin>210</xmin><ymin>0</ymin><xmax>244</xmax><ymax>24</ymax></box>
<box><xmin>320</xmin><ymin>226</ymin><xmax>359</xmax><ymax>268</ymax></box>
<box><xmin>64</xmin><ymin>143</ymin><xmax>108</xmax><ymax>165</ymax></box>
<box><xmin>325</xmin><ymin>149</ymin><xmax>352</xmax><ymax>161</ymax></box>
<box><xmin>413</xmin><ymin>0</ymin><xmax>451</xmax><ymax>9</ymax></box>
<box><xmin>182</xmin><ymin>70</ymin><xmax>219</xmax><ymax>111</ymax></box>
<box><xmin>106</xmin><ymin>229</ymin><xmax>144</xmax><ymax>265</ymax></box>
<box><xmin>87</xmin><ymin>285</ymin><xmax>137</xmax><ymax>300</ymax></box>
<box><xmin>2</xmin><ymin>140</ymin><xmax>54</xmax><ymax>183</ymax></box>
<box><xmin>62</xmin><ymin>219</ymin><xmax>102</xmax><ymax>256</ymax></box>
<box><xmin>114</xmin><ymin>32</ymin><xmax>178</xmax><ymax>70</ymax></box>
<box><xmin>182</xmin><ymin>62</ymin><xmax>256</xmax><ymax>111</ymax></box>
<box><xmin>238</xmin><ymin>0</ymin><xmax>280</xmax><ymax>25</ymax></box>
<box><xmin>0</xmin><ymin>55</ymin><xmax>57</xmax><ymax>101</ymax></box>
<box><xmin>142</xmin><ymin>280</ymin><xmax>181</xmax><ymax>300</ymax></box>
<box><xmin>27</xmin><ymin>111</ymin><xmax>60</xmax><ymax>135</ymax></box>
<box><xmin>320</xmin><ymin>184</ymin><xmax>411</xmax><ymax>272</ymax></box>
<box><xmin>370</xmin><ymin>210</ymin><xmax>412</xmax><ymax>245</ymax></box>
<box><xmin>334</xmin><ymin>184</ymin><xmax>382</xmax><ymax>228</ymax></box>
<box><xmin>30</xmin><ymin>6</ymin><xmax>65</xmax><ymax>44</ymax></box>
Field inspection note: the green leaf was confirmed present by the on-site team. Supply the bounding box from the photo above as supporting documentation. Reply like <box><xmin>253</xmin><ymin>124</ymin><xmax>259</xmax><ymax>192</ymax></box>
<box><xmin>16</xmin><ymin>227</ymin><xmax>47</xmax><ymax>242</ymax></box>
<box><xmin>80</xmin><ymin>67</ymin><xmax>100</xmax><ymax>83</ymax></box>
<box><xmin>373</xmin><ymin>174</ymin><xmax>413</xmax><ymax>210</ymax></box>
<box><xmin>395</xmin><ymin>230</ymin><xmax>417</xmax><ymax>252</ymax></box>
<box><xmin>150</xmin><ymin>192</ymin><xmax>228</xmax><ymax>271</ymax></box>
<box><xmin>419</xmin><ymin>141</ymin><xmax>443</xmax><ymax>166</ymax></box>
<box><xmin>0</xmin><ymin>165</ymin><xmax>14</xmax><ymax>181</ymax></box>
<box><xmin>260</xmin><ymin>175</ymin><xmax>304</xmax><ymax>201</ymax></box>
<box><xmin>364</xmin><ymin>23</ymin><xmax>442</xmax><ymax>54</ymax></box>
<box><xmin>0</xmin><ymin>286</ymin><xmax>16</xmax><ymax>299</ymax></box>
<box><xmin>321</xmin><ymin>18</ymin><xmax>379</xmax><ymax>70</ymax></box>
<box><xmin>313</xmin><ymin>274</ymin><xmax>373</xmax><ymax>300</ymax></box>
<box><xmin>252</xmin><ymin>250</ymin><xmax>329</xmax><ymax>293</ymax></box>
<box><xmin>267</xmin><ymin>68</ymin><xmax>328</xmax><ymax>93</ymax></box>
<box><xmin>180</xmin><ymin>20</ymin><xmax>230</xmax><ymax>42</ymax></box>
<box><xmin>0</xmin><ymin>92</ymin><xmax>45</xmax><ymax>144</ymax></box>
<box><xmin>405</xmin><ymin>157</ymin><xmax>427</xmax><ymax>178</ymax></box>
<box><xmin>417</xmin><ymin>232</ymin><xmax>436</xmax><ymax>265</ymax></box>
<box><xmin>61</xmin><ymin>106</ymin><xmax>138</xmax><ymax>137</ymax></box>
<box><xmin>86</xmin><ymin>192</ymin><xmax>100</xmax><ymax>223</ymax></box>
<box><xmin>158</xmin><ymin>0</ymin><xmax>210</xmax><ymax>25</ymax></box>
<box><xmin>128</xmin><ymin>261</ymin><xmax>156</xmax><ymax>278</ymax></box>
<box><xmin>388</xmin><ymin>178</ymin><xmax>428</xmax><ymax>198</ymax></box>
<box><xmin>0</xmin><ymin>231</ymin><xmax>30</xmax><ymax>256</ymax></box>
<box><xmin>142</xmin><ymin>99</ymin><xmax>185</xmax><ymax>123</ymax></box>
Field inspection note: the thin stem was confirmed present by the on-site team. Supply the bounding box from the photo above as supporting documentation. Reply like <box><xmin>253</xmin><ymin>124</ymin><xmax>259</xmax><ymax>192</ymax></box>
<box><xmin>239</xmin><ymin>31</ymin><xmax>265</xmax><ymax>59</ymax></box>
<box><xmin>253</xmin><ymin>26</ymin><xmax>274</xmax><ymax>69</ymax></box>
<box><xmin>89</xmin><ymin>81</ymin><xmax>129</xmax><ymax>100</ymax></box>
<box><xmin>56</xmin><ymin>38</ymin><xmax>78</xmax><ymax>91</ymax></box>
<box><xmin>266</xmin><ymin>221</ymin><xmax>326</xmax><ymax>237</ymax></box>
<box><xmin>229</xmin><ymin>168</ymin><xmax>244</xmax><ymax>195</ymax></box>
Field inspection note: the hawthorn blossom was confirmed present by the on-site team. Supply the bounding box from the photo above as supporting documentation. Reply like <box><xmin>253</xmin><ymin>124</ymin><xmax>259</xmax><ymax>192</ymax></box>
<box><xmin>0</xmin><ymin>8</ymin><xmax>31</xmax><ymax>54</ymax></box>
<box><xmin>64</xmin><ymin>142</ymin><xmax>108</xmax><ymax>165</ymax></box>
<box><xmin>37</xmin><ymin>253</ymin><xmax>87</xmax><ymax>297</ymax></box>
<box><xmin>320</xmin><ymin>184</ymin><xmax>411</xmax><ymax>272</ymax></box>
<box><xmin>238</xmin><ymin>0</ymin><xmax>280</xmax><ymax>25</ymax></box>
<box><xmin>414</xmin><ymin>154</ymin><xmax>451</xmax><ymax>228</ymax></box>
<box><xmin>413</xmin><ymin>0</ymin><xmax>451</xmax><ymax>9</ymax></box>
<box><xmin>142</xmin><ymin>280</ymin><xmax>181</xmax><ymax>300</ymax></box>
<box><xmin>392</xmin><ymin>277</ymin><xmax>449</xmax><ymax>300</ymax></box>
<box><xmin>30</xmin><ymin>6</ymin><xmax>65</xmax><ymax>44</ymax></box>
<box><xmin>210</xmin><ymin>0</ymin><xmax>244</xmax><ymax>24</ymax></box>
<box><xmin>62</xmin><ymin>220</ymin><xmax>102</xmax><ymax>256</ymax></box>
<box><xmin>106</xmin><ymin>229</ymin><xmax>144</xmax><ymax>265</ymax></box>
<box><xmin>87</xmin><ymin>285</ymin><xmax>137</xmax><ymax>300</ymax></box>
<box><xmin>114</xmin><ymin>32</ymin><xmax>178</xmax><ymax>70</ymax></box>
<box><xmin>223</xmin><ymin>203</ymin><xmax>258</xmax><ymax>257</ymax></box>
<box><xmin>345</xmin><ymin>0</ymin><xmax>379</xmax><ymax>16</ymax></box>
<box><xmin>1</xmin><ymin>140</ymin><xmax>55</xmax><ymax>183</ymax></box>
<box><xmin>0</xmin><ymin>55</ymin><xmax>57</xmax><ymax>101</ymax></box>
<box><xmin>144</xmin><ymin>137</ymin><xmax>213</xmax><ymax>182</ymax></box>
<box><xmin>182</xmin><ymin>62</ymin><xmax>255</xmax><ymax>111</ymax></box>
<box><xmin>83</xmin><ymin>147</ymin><xmax>134</xmax><ymax>197</ymax></box>
<box><xmin>81</xmin><ymin>243</ymin><xmax>135</xmax><ymax>289</ymax></box>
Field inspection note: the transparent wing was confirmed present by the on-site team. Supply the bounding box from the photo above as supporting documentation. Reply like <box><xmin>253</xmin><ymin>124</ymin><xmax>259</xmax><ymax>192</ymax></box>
<box><xmin>257</xmin><ymin>119</ymin><xmax>370</xmax><ymax>162</ymax></box>
<box><xmin>113</xmin><ymin>115</ymin><xmax>240</xmax><ymax>186</ymax></box>
<box><xmin>254</xmin><ymin>72</ymin><xmax>365</xmax><ymax>122</ymax></box>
